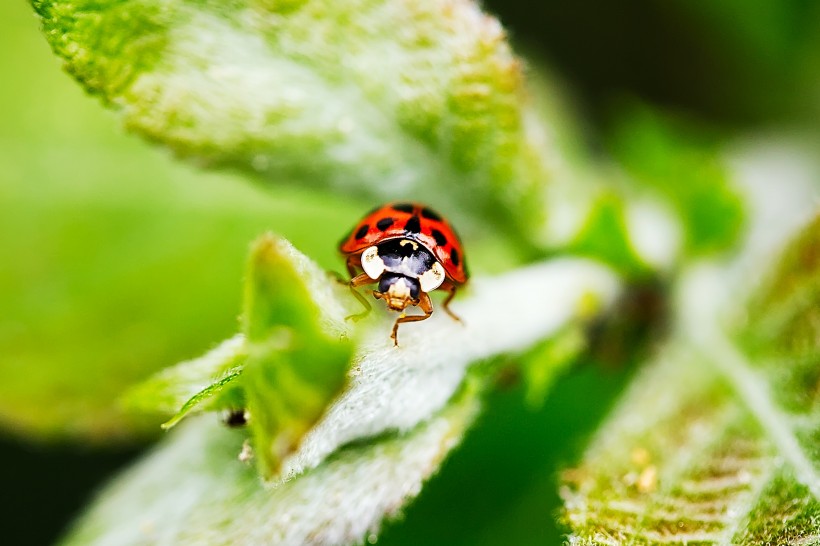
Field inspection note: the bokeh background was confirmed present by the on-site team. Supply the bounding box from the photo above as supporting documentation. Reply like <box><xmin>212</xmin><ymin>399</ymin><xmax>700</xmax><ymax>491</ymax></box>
<box><xmin>2</xmin><ymin>1</ymin><xmax>819</xmax><ymax>544</ymax></box>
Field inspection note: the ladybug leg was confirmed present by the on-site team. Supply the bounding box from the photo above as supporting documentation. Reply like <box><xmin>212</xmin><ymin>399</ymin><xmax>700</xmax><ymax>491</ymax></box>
<box><xmin>330</xmin><ymin>256</ymin><xmax>360</xmax><ymax>286</ymax></box>
<box><xmin>390</xmin><ymin>292</ymin><xmax>433</xmax><ymax>347</ymax></box>
<box><xmin>346</xmin><ymin>273</ymin><xmax>374</xmax><ymax>321</ymax></box>
<box><xmin>441</xmin><ymin>284</ymin><xmax>463</xmax><ymax>323</ymax></box>
<box><xmin>346</xmin><ymin>258</ymin><xmax>359</xmax><ymax>279</ymax></box>
<box><xmin>327</xmin><ymin>256</ymin><xmax>356</xmax><ymax>284</ymax></box>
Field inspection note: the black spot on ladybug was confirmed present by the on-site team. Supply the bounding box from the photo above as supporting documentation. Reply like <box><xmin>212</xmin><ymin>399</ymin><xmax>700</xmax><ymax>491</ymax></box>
<box><xmin>404</xmin><ymin>216</ymin><xmax>421</xmax><ymax>234</ymax></box>
<box><xmin>450</xmin><ymin>248</ymin><xmax>461</xmax><ymax>267</ymax></box>
<box><xmin>431</xmin><ymin>229</ymin><xmax>448</xmax><ymax>246</ymax></box>
<box><xmin>376</xmin><ymin>217</ymin><xmax>394</xmax><ymax>230</ymax></box>
<box><xmin>421</xmin><ymin>207</ymin><xmax>442</xmax><ymax>221</ymax></box>
<box><xmin>392</xmin><ymin>203</ymin><xmax>415</xmax><ymax>213</ymax></box>
<box><xmin>355</xmin><ymin>224</ymin><xmax>369</xmax><ymax>239</ymax></box>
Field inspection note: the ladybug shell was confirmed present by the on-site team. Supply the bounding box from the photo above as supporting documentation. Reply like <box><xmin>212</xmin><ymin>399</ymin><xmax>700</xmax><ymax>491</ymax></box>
<box><xmin>339</xmin><ymin>202</ymin><xmax>468</xmax><ymax>284</ymax></box>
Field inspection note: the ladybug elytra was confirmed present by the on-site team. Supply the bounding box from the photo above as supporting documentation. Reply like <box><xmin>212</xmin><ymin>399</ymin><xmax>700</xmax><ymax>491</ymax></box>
<box><xmin>339</xmin><ymin>202</ymin><xmax>468</xmax><ymax>345</ymax></box>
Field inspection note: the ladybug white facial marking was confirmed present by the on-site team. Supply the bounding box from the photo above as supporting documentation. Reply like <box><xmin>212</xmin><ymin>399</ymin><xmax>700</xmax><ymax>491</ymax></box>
<box><xmin>361</xmin><ymin>245</ymin><xmax>385</xmax><ymax>279</ymax></box>
<box><xmin>418</xmin><ymin>261</ymin><xmax>445</xmax><ymax>292</ymax></box>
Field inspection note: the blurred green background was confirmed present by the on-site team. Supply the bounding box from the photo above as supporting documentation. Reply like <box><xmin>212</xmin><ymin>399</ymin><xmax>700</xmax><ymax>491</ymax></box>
<box><xmin>2</xmin><ymin>0</ymin><xmax>819</xmax><ymax>544</ymax></box>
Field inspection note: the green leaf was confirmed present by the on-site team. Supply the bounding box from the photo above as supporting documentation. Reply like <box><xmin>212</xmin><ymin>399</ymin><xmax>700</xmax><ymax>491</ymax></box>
<box><xmin>241</xmin><ymin>234</ymin><xmax>353</xmax><ymax>478</ymax></box>
<box><xmin>123</xmin><ymin>335</ymin><xmax>246</xmax><ymax>422</ymax></box>
<box><xmin>561</xmin><ymin>342</ymin><xmax>820</xmax><ymax>545</ymax></box>
<box><xmin>30</xmin><ymin>0</ymin><xmax>564</xmax><ymax>245</ymax></box>
<box><xmin>162</xmin><ymin>368</ymin><xmax>244</xmax><ymax>430</ymax></box>
<box><xmin>62</xmin><ymin>383</ymin><xmax>481</xmax><ymax>546</ymax></box>
<box><xmin>126</xmin><ymin>234</ymin><xmax>356</xmax><ymax>478</ymax></box>
<box><xmin>561</xmin><ymin>207</ymin><xmax>820</xmax><ymax>544</ymax></box>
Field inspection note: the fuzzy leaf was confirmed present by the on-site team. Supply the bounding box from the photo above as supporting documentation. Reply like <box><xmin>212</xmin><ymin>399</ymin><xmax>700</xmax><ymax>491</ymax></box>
<box><xmin>561</xmin><ymin>339</ymin><xmax>820</xmax><ymax>545</ymax></box>
<box><xmin>130</xmin><ymin>234</ymin><xmax>357</xmax><ymax>478</ymax></box>
<box><xmin>29</xmin><ymin>0</ymin><xmax>564</xmax><ymax>244</ymax></box>
<box><xmin>275</xmin><ymin>255</ymin><xmax>620</xmax><ymax>480</ymax></box>
<box><xmin>123</xmin><ymin>335</ymin><xmax>246</xmax><ymax>422</ymax></box>
<box><xmin>162</xmin><ymin>368</ymin><xmax>244</xmax><ymax>430</ymax></box>
<box><xmin>62</xmin><ymin>383</ymin><xmax>481</xmax><ymax>546</ymax></box>
<box><xmin>562</xmin><ymin>220</ymin><xmax>820</xmax><ymax>543</ymax></box>
<box><xmin>241</xmin><ymin>234</ymin><xmax>354</xmax><ymax>478</ymax></box>
<box><xmin>66</xmin><ymin>231</ymin><xmax>620</xmax><ymax>544</ymax></box>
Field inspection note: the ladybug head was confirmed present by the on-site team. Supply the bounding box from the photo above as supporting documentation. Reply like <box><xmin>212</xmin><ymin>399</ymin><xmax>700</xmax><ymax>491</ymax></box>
<box><xmin>361</xmin><ymin>239</ymin><xmax>446</xmax><ymax>293</ymax></box>
<box><xmin>377</xmin><ymin>273</ymin><xmax>420</xmax><ymax>311</ymax></box>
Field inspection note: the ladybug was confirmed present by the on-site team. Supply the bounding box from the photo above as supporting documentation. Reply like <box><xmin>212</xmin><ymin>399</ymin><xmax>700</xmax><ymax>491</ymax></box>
<box><xmin>339</xmin><ymin>202</ymin><xmax>468</xmax><ymax>345</ymax></box>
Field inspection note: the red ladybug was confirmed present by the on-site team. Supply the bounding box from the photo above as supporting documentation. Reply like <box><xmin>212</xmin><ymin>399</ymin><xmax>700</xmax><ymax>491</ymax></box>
<box><xmin>339</xmin><ymin>202</ymin><xmax>468</xmax><ymax>345</ymax></box>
